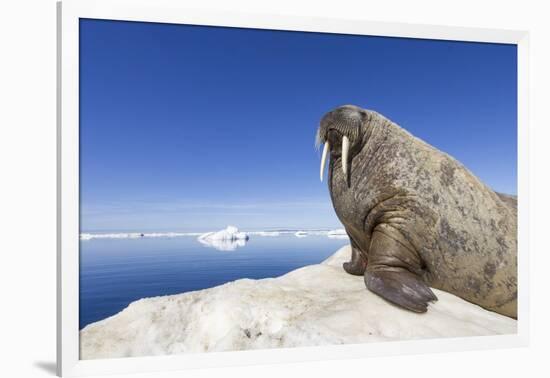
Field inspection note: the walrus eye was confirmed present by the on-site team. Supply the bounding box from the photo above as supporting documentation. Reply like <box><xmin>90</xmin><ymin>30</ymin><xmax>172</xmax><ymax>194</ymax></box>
<box><xmin>342</xmin><ymin>136</ymin><xmax>350</xmax><ymax>176</ymax></box>
<box><xmin>320</xmin><ymin>141</ymin><xmax>330</xmax><ymax>182</ymax></box>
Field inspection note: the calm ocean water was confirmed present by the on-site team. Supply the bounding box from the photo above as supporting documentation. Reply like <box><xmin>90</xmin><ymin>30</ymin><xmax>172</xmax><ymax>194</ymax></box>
<box><xmin>79</xmin><ymin>234</ymin><xmax>348</xmax><ymax>329</ymax></box>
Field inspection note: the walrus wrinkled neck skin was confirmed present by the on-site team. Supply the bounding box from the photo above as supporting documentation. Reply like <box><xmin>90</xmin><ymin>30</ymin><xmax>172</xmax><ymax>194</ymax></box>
<box><xmin>319</xmin><ymin>105</ymin><xmax>517</xmax><ymax>318</ymax></box>
<box><xmin>328</xmin><ymin>110</ymin><xmax>420</xmax><ymax>258</ymax></box>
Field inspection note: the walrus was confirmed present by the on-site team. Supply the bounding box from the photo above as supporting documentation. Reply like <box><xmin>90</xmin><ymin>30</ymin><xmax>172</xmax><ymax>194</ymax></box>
<box><xmin>317</xmin><ymin>105</ymin><xmax>517</xmax><ymax>318</ymax></box>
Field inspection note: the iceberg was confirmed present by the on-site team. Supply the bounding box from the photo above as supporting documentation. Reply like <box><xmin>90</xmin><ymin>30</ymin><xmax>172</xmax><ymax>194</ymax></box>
<box><xmin>80</xmin><ymin>245</ymin><xmax>517</xmax><ymax>360</ymax></box>
<box><xmin>197</xmin><ymin>226</ymin><xmax>249</xmax><ymax>251</ymax></box>
<box><xmin>294</xmin><ymin>231</ymin><xmax>308</xmax><ymax>237</ymax></box>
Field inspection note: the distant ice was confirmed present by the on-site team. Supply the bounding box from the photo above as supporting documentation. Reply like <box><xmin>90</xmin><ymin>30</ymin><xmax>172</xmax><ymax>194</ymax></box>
<box><xmin>80</xmin><ymin>245</ymin><xmax>517</xmax><ymax>359</ymax></box>
<box><xmin>80</xmin><ymin>232</ymin><xmax>201</xmax><ymax>240</ymax></box>
<box><xmin>80</xmin><ymin>227</ymin><xmax>349</xmax><ymax>241</ymax></box>
<box><xmin>295</xmin><ymin>229</ymin><xmax>347</xmax><ymax>238</ymax></box>
<box><xmin>248</xmin><ymin>231</ymin><xmax>282</xmax><ymax>237</ymax></box>
<box><xmin>197</xmin><ymin>226</ymin><xmax>249</xmax><ymax>251</ymax></box>
<box><xmin>327</xmin><ymin>229</ymin><xmax>348</xmax><ymax>239</ymax></box>
<box><xmin>80</xmin><ymin>233</ymin><xmax>142</xmax><ymax>240</ymax></box>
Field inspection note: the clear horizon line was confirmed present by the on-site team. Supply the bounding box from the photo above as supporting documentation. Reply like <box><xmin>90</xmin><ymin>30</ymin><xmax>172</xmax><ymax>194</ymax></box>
<box><xmin>80</xmin><ymin>226</ymin><xmax>345</xmax><ymax>235</ymax></box>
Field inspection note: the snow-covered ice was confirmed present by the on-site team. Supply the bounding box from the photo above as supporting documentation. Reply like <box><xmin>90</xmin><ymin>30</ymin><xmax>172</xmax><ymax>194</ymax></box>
<box><xmin>80</xmin><ymin>245</ymin><xmax>517</xmax><ymax>359</ymax></box>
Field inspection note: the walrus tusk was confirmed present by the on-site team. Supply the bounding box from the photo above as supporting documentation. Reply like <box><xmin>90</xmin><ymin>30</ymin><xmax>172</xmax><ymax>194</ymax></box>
<box><xmin>320</xmin><ymin>141</ymin><xmax>330</xmax><ymax>182</ymax></box>
<box><xmin>342</xmin><ymin>136</ymin><xmax>350</xmax><ymax>176</ymax></box>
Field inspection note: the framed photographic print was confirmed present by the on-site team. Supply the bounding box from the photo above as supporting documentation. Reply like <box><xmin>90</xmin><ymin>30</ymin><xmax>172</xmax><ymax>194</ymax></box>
<box><xmin>57</xmin><ymin>0</ymin><xmax>529</xmax><ymax>376</ymax></box>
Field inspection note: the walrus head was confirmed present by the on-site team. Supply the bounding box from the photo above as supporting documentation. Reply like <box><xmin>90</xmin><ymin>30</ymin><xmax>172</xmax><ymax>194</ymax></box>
<box><xmin>316</xmin><ymin>105</ymin><xmax>370</xmax><ymax>182</ymax></box>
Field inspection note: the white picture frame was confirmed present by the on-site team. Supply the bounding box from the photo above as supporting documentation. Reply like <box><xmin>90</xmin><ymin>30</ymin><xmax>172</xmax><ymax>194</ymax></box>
<box><xmin>57</xmin><ymin>0</ymin><xmax>530</xmax><ymax>376</ymax></box>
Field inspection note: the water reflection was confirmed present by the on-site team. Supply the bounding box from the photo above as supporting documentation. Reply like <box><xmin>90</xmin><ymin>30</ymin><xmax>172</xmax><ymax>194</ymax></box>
<box><xmin>79</xmin><ymin>234</ymin><xmax>348</xmax><ymax>328</ymax></box>
<box><xmin>198</xmin><ymin>237</ymin><xmax>248</xmax><ymax>251</ymax></box>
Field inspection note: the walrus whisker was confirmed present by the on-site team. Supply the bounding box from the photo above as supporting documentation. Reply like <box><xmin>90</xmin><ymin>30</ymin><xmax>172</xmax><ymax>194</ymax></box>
<box><xmin>314</xmin><ymin>128</ymin><xmax>323</xmax><ymax>150</ymax></box>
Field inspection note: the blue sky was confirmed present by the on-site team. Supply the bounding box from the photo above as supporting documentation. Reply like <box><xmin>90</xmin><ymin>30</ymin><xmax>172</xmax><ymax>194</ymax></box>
<box><xmin>80</xmin><ymin>19</ymin><xmax>517</xmax><ymax>232</ymax></box>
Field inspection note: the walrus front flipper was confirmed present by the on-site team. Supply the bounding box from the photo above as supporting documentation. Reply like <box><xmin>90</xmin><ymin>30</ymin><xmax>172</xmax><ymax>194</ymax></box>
<box><xmin>343</xmin><ymin>236</ymin><xmax>367</xmax><ymax>276</ymax></box>
<box><xmin>365</xmin><ymin>269</ymin><xmax>437</xmax><ymax>312</ymax></box>
<box><xmin>364</xmin><ymin>230</ymin><xmax>437</xmax><ymax>313</ymax></box>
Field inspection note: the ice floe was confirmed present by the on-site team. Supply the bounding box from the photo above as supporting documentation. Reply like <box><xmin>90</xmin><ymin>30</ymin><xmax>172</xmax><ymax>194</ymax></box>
<box><xmin>80</xmin><ymin>245</ymin><xmax>517</xmax><ymax>359</ymax></box>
